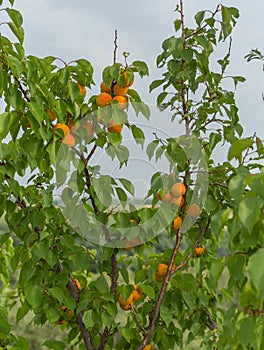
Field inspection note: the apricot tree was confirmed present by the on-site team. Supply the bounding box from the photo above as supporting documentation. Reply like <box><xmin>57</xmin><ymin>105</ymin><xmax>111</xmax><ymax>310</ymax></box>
<box><xmin>0</xmin><ymin>0</ymin><xmax>263</xmax><ymax>349</ymax></box>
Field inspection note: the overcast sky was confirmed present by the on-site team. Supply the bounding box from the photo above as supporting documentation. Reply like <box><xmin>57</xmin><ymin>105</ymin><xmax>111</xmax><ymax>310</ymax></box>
<box><xmin>3</xmin><ymin>1</ymin><xmax>264</xmax><ymax>197</ymax></box>
<box><xmin>13</xmin><ymin>0</ymin><xmax>264</xmax><ymax>139</ymax></box>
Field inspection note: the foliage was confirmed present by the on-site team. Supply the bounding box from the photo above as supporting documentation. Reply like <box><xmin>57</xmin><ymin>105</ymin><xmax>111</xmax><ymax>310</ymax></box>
<box><xmin>0</xmin><ymin>0</ymin><xmax>263</xmax><ymax>349</ymax></box>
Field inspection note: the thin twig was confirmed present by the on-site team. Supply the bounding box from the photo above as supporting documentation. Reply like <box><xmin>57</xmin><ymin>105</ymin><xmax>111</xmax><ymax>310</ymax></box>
<box><xmin>113</xmin><ymin>29</ymin><xmax>118</xmax><ymax>64</ymax></box>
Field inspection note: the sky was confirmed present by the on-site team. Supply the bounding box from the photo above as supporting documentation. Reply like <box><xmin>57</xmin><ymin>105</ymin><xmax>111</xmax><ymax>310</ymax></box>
<box><xmin>2</xmin><ymin>0</ymin><xmax>264</xmax><ymax>198</ymax></box>
<box><xmin>12</xmin><ymin>0</ymin><xmax>263</xmax><ymax>137</ymax></box>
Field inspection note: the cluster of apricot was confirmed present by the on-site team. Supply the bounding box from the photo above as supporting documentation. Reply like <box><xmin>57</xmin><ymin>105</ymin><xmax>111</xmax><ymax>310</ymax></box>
<box><xmin>118</xmin><ymin>285</ymin><xmax>142</xmax><ymax>310</ymax></box>
<box><xmin>95</xmin><ymin>70</ymin><xmax>134</xmax><ymax>134</ymax></box>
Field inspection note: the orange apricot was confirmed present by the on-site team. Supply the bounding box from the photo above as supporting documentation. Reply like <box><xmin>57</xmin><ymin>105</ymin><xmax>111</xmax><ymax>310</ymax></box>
<box><xmin>100</xmin><ymin>81</ymin><xmax>110</xmax><ymax>93</ymax></box>
<box><xmin>172</xmin><ymin>216</ymin><xmax>182</xmax><ymax>230</ymax></box>
<box><xmin>79</xmin><ymin>121</ymin><xmax>94</xmax><ymax>138</ymax></box>
<box><xmin>161</xmin><ymin>192</ymin><xmax>172</xmax><ymax>202</ymax></box>
<box><xmin>113</xmin><ymin>83</ymin><xmax>128</xmax><ymax>96</ymax></box>
<box><xmin>118</xmin><ymin>293</ymin><xmax>133</xmax><ymax>311</ymax></box>
<box><xmin>72</xmin><ymin>278</ymin><xmax>81</xmax><ymax>291</ymax></box>
<box><xmin>195</xmin><ymin>246</ymin><xmax>204</xmax><ymax>257</ymax></box>
<box><xmin>107</xmin><ymin>119</ymin><xmax>122</xmax><ymax>134</ymax></box>
<box><xmin>112</xmin><ymin>95</ymin><xmax>127</xmax><ymax>110</ymax></box>
<box><xmin>132</xmin><ymin>285</ymin><xmax>142</xmax><ymax>301</ymax></box>
<box><xmin>186</xmin><ymin>203</ymin><xmax>200</xmax><ymax>218</ymax></box>
<box><xmin>170</xmin><ymin>195</ymin><xmax>184</xmax><ymax>207</ymax></box>
<box><xmin>96</xmin><ymin>93</ymin><xmax>112</xmax><ymax>107</ymax></box>
<box><xmin>54</xmin><ymin>123</ymin><xmax>69</xmax><ymax>137</ymax></box>
<box><xmin>171</xmin><ymin>182</ymin><xmax>186</xmax><ymax>197</ymax></box>
<box><xmin>62</xmin><ymin>133</ymin><xmax>75</xmax><ymax>148</ymax></box>
<box><xmin>77</xmin><ymin>82</ymin><xmax>86</xmax><ymax>97</ymax></box>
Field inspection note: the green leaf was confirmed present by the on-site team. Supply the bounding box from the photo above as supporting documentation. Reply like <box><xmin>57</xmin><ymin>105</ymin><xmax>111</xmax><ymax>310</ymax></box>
<box><xmin>82</xmin><ymin>310</ymin><xmax>94</xmax><ymax>329</ymax></box>
<box><xmin>131</xmin><ymin>124</ymin><xmax>145</xmax><ymax>147</ymax></box>
<box><xmin>248</xmin><ymin>248</ymin><xmax>264</xmax><ymax>296</ymax></box>
<box><xmin>140</xmin><ymin>285</ymin><xmax>155</xmax><ymax>299</ymax></box>
<box><xmin>229</xmin><ymin>174</ymin><xmax>245</xmax><ymax>202</ymax></box>
<box><xmin>228</xmin><ymin>138</ymin><xmax>254</xmax><ymax>161</ymax></box>
<box><xmin>174</xmin><ymin>19</ymin><xmax>181</xmax><ymax>32</ymax></box>
<box><xmin>120</xmin><ymin>268</ymin><xmax>129</xmax><ymax>284</ymax></box>
<box><xmin>119</xmin><ymin>178</ymin><xmax>135</xmax><ymax>196</ymax></box>
<box><xmin>25</xmin><ymin>285</ymin><xmax>43</xmax><ymax>308</ymax></box>
<box><xmin>6</xmin><ymin>8</ymin><xmax>23</xmax><ymax>27</ymax></box>
<box><xmin>210</xmin><ymin>257</ymin><xmax>225</xmax><ymax>288</ymax></box>
<box><xmin>195</xmin><ymin>10</ymin><xmax>205</xmax><ymax>26</ymax></box>
<box><xmin>7</xmin><ymin>22</ymin><xmax>24</xmax><ymax>43</ymax></box>
<box><xmin>94</xmin><ymin>275</ymin><xmax>109</xmax><ymax>293</ymax></box>
<box><xmin>146</xmin><ymin>140</ymin><xmax>159</xmax><ymax>160</ymax></box>
<box><xmin>149</xmin><ymin>79</ymin><xmax>165</xmax><ymax>93</ymax></box>
<box><xmin>50</xmin><ymin>287</ymin><xmax>64</xmax><ymax>302</ymax></box>
<box><xmin>238</xmin><ymin>196</ymin><xmax>262</xmax><ymax>231</ymax></box>
<box><xmin>237</xmin><ymin>317</ymin><xmax>256</xmax><ymax>348</ymax></box>
<box><xmin>42</xmin><ymin>340</ymin><xmax>66</xmax><ymax>350</ymax></box>
<box><xmin>16</xmin><ymin>302</ymin><xmax>30</xmax><ymax>323</ymax></box>
<box><xmin>132</xmin><ymin>60</ymin><xmax>149</xmax><ymax>77</ymax></box>
<box><xmin>46</xmin><ymin>307</ymin><xmax>60</xmax><ymax>323</ymax></box>
<box><xmin>115</xmin><ymin>187</ymin><xmax>127</xmax><ymax>204</ymax></box>
<box><xmin>227</xmin><ymin>254</ymin><xmax>245</xmax><ymax>282</ymax></box>
<box><xmin>160</xmin><ymin>305</ymin><xmax>172</xmax><ymax>326</ymax></box>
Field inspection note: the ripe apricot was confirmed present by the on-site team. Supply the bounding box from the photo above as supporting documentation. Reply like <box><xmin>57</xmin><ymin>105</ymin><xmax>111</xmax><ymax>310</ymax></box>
<box><xmin>107</xmin><ymin>119</ymin><xmax>122</xmax><ymax>134</ymax></box>
<box><xmin>100</xmin><ymin>81</ymin><xmax>110</xmax><ymax>93</ymax></box>
<box><xmin>62</xmin><ymin>133</ymin><xmax>75</xmax><ymax>148</ymax></box>
<box><xmin>161</xmin><ymin>192</ymin><xmax>172</xmax><ymax>202</ymax></box>
<box><xmin>156</xmin><ymin>263</ymin><xmax>168</xmax><ymax>277</ymax></box>
<box><xmin>170</xmin><ymin>195</ymin><xmax>184</xmax><ymax>207</ymax></box>
<box><xmin>112</xmin><ymin>95</ymin><xmax>127</xmax><ymax>110</ymax></box>
<box><xmin>72</xmin><ymin>278</ymin><xmax>81</xmax><ymax>291</ymax></box>
<box><xmin>186</xmin><ymin>203</ymin><xmax>200</xmax><ymax>218</ymax></box>
<box><xmin>79</xmin><ymin>121</ymin><xmax>94</xmax><ymax>138</ymax></box>
<box><xmin>54</xmin><ymin>123</ymin><xmax>69</xmax><ymax>137</ymax></box>
<box><xmin>96</xmin><ymin>93</ymin><xmax>112</xmax><ymax>107</ymax></box>
<box><xmin>46</xmin><ymin>109</ymin><xmax>56</xmax><ymax>121</ymax></box>
<box><xmin>132</xmin><ymin>285</ymin><xmax>142</xmax><ymax>301</ymax></box>
<box><xmin>130</xmin><ymin>219</ymin><xmax>137</xmax><ymax>224</ymax></box>
<box><xmin>172</xmin><ymin>216</ymin><xmax>182</xmax><ymax>230</ymax></box>
<box><xmin>118</xmin><ymin>293</ymin><xmax>133</xmax><ymax>311</ymax></box>
<box><xmin>171</xmin><ymin>182</ymin><xmax>186</xmax><ymax>197</ymax></box>
<box><xmin>113</xmin><ymin>83</ymin><xmax>128</xmax><ymax>96</ymax></box>
<box><xmin>195</xmin><ymin>246</ymin><xmax>204</xmax><ymax>257</ymax></box>
<box><xmin>143</xmin><ymin>346</ymin><xmax>151</xmax><ymax>350</ymax></box>
<box><xmin>77</xmin><ymin>82</ymin><xmax>86</xmax><ymax>97</ymax></box>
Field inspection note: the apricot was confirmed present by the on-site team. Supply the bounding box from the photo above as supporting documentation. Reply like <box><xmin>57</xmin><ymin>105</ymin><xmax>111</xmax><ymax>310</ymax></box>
<box><xmin>170</xmin><ymin>195</ymin><xmax>184</xmax><ymax>207</ymax></box>
<box><xmin>79</xmin><ymin>121</ymin><xmax>94</xmax><ymax>138</ymax></box>
<box><xmin>195</xmin><ymin>246</ymin><xmax>204</xmax><ymax>257</ymax></box>
<box><xmin>172</xmin><ymin>216</ymin><xmax>182</xmax><ymax>230</ymax></box>
<box><xmin>54</xmin><ymin>123</ymin><xmax>69</xmax><ymax>137</ymax></box>
<box><xmin>132</xmin><ymin>285</ymin><xmax>142</xmax><ymax>301</ymax></box>
<box><xmin>171</xmin><ymin>182</ymin><xmax>186</xmax><ymax>197</ymax></box>
<box><xmin>112</xmin><ymin>95</ymin><xmax>127</xmax><ymax>110</ymax></box>
<box><xmin>100</xmin><ymin>81</ymin><xmax>110</xmax><ymax>93</ymax></box>
<box><xmin>118</xmin><ymin>293</ymin><xmax>133</xmax><ymax>311</ymax></box>
<box><xmin>161</xmin><ymin>192</ymin><xmax>172</xmax><ymax>202</ymax></box>
<box><xmin>77</xmin><ymin>82</ymin><xmax>86</xmax><ymax>97</ymax></box>
<box><xmin>107</xmin><ymin>119</ymin><xmax>122</xmax><ymax>134</ymax></box>
<box><xmin>143</xmin><ymin>346</ymin><xmax>151</xmax><ymax>350</ymax></box>
<box><xmin>72</xmin><ymin>278</ymin><xmax>81</xmax><ymax>291</ymax></box>
<box><xmin>96</xmin><ymin>93</ymin><xmax>112</xmax><ymax>107</ymax></box>
<box><xmin>62</xmin><ymin>133</ymin><xmax>75</xmax><ymax>148</ymax></box>
<box><xmin>186</xmin><ymin>203</ymin><xmax>200</xmax><ymax>218</ymax></box>
<box><xmin>113</xmin><ymin>83</ymin><xmax>128</xmax><ymax>96</ymax></box>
